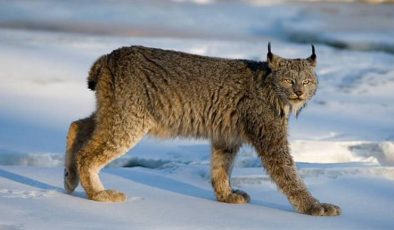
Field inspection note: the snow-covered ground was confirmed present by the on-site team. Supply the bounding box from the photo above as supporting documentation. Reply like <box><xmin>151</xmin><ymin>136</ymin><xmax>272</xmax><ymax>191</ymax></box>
<box><xmin>1</xmin><ymin>165</ymin><xmax>394</xmax><ymax>230</ymax></box>
<box><xmin>0</xmin><ymin>0</ymin><xmax>393</xmax><ymax>229</ymax></box>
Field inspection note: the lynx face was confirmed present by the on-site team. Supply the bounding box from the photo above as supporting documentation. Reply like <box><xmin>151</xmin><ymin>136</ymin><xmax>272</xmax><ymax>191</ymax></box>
<box><xmin>267</xmin><ymin>44</ymin><xmax>318</xmax><ymax>115</ymax></box>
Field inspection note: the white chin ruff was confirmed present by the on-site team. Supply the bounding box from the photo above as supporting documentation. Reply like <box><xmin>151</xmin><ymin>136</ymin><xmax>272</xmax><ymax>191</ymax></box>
<box><xmin>289</xmin><ymin>101</ymin><xmax>305</xmax><ymax>115</ymax></box>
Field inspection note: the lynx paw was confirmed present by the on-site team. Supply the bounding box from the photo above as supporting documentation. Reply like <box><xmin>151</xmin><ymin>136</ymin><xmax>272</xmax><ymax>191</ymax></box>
<box><xmin>304</xmin><ymin>202</ymin><xmax>341</xmax><ymax>216</ymax></box>
<box><xmin>64</xmin><ymin>168</ymin><xmax>79</xmax><ymax>194</ymax></box>
<box><xmin>90</xmin><ymin>189</ymin><xmax>127</xmax><ymax>202</ymax></box>
<box><xmin>217</xmin><ymin>189</ymin><xmax>250</xmax><ymax>204</ymax></box>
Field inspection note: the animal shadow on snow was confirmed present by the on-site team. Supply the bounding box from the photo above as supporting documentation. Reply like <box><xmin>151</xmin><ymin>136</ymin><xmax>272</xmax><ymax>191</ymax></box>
<box><xmin>106</xmin><ymin>168</ymin><xmax>293</xmax><ymax>212</ymax></box>
<box><xmin>106</xmin><ymin>168</ymin><xmax>215</xmax><ymax>201</ymax></box>
<box><xmin>0</xmin><ymin>168</ymin><xmax>86</xmax><ymax>199</ymax></box>
<box><xmin>0</xmin><ymin>168</ymin><xmax>61</xmax><ymax>190</ymax></box>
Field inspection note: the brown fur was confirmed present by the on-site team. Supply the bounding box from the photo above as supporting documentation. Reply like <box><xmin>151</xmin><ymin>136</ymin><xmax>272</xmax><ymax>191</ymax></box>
<box><xmin>64</xmin><ymin>44</ymin><xmax>341</xmax><ymax>216</ymax></box>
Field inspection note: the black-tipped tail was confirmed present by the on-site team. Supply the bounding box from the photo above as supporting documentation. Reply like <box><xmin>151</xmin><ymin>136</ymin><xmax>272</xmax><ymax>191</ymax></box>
<box><xmin>88</xmin><ymin>80</ymin><xmax>96</xmax><ymax>91</ymax></box>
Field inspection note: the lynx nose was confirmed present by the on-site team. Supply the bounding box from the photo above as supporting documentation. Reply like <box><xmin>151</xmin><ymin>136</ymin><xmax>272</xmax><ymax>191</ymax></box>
<box><xmin>295</xmin><ymin>90</ymin><xmax>304</xmax><ymax>97</ymax></box>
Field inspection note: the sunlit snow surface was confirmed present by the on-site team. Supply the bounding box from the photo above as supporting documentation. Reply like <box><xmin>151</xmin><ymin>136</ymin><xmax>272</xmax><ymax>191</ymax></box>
<box><xmin>0</xmin><ymin>0</ymin><xmax>393</xmax><ymax>229</ymax></box>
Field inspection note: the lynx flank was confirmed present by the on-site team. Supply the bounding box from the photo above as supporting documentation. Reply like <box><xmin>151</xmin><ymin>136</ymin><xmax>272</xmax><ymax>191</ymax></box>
<box><xmin>64</xmin><ymin>44</ymin><xmax>341</xmax><ymax>216</ymax></box>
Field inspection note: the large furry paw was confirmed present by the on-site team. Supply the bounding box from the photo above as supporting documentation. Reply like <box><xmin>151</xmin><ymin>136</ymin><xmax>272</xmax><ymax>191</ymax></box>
<box><xmin>64</xmin><ymin>168</ymin><xmax>79</xmax><ymax>194</ymax></box>
<box><xmin>217</xmin><ymin>189</ymin><xmax>250</xmax><ymax>204</ymax></box>
<box><xmin>304</xmin><ymin>202</ymin><xmax>341</xmax><ymax>216</ymax></box>
<box><xmin>90</xmin><ymin>189</ymin><xmax>127</xmax><ymax>202</ymax></box>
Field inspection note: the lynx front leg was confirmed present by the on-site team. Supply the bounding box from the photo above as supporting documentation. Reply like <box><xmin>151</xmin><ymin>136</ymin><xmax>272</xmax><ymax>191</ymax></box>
<box><xmin>64</xmin><ymin>115</ymin><xmax>95</xmax><ymax>193</ymax></box>
<box><xmin>248</xmin><ymin>124</ymin><xmax>341</xmax><ymax>216</ymax></box>
<box><xmin>211</xmin><ymin>142</ymin><xmax>250</xmax><ymax>204</ymax></box>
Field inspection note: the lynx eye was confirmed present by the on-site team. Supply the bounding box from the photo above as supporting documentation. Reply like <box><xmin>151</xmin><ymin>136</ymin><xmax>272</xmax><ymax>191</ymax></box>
<box><xmin>302</xmin><ymin>79</ymin><xmax>312</xmax><ymax>85</ymax></box>
<box><xmin>282</xmin><ymin>79</ymin><xmax>294</xmax><ymax>85</ymax></box>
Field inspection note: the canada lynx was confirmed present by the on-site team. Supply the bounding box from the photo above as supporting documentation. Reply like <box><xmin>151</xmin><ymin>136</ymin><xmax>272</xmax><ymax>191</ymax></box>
<box><xmin>64</xmin><ymin>44</ymin><xmax>341</xmax><ymax>216</ymax></box>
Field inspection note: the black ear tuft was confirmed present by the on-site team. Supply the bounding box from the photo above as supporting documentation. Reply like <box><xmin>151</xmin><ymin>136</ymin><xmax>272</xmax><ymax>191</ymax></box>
<box><xmin>307</xmin><ymin>44</ymin><xmax>317</xmax><ymax>67</ymax></box>
<box><xmin>310</xmin><ymin>44</ymin><xmax>316</xmax><ymax>61</ymax></box>
<box><xmin>88</xmin><ymin>80</ymin><xmax>96</xmax><ymax>91</ymax></box>
<box><xmin>267</xmin><ymin>42</ymin><xmax>273</xmax><ymax>61</ymax></box>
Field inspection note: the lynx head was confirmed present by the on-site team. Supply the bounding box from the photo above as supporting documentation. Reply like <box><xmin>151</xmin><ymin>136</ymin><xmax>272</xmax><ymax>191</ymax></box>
<box><xmin>266</xmin><ymin>43</ymin><xmax>318</xmax><ymax>116</ymax></box>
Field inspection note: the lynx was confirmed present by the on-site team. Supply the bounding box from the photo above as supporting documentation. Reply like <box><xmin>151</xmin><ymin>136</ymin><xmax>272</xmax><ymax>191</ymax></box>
<box><xmin>64</xmin><ymin>44</ymin><xmax>341</xmax><ymax>216</ymax></box>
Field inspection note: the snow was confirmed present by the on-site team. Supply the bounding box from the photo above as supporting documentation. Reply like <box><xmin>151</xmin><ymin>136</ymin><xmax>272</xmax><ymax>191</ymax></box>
<box><xmin>0</xmin><ymin>165</ymin><xmax>394</xmax><ymax>229</ymax></box>
<box><xmin>1</xmin><ymin>166</ymin><xmax>394</xmax><ymax>230</ymax></box>
<box><xmin>0</xmin><ymin>0</ymin><xmax>393</xmax><ymax>229</ymax></box>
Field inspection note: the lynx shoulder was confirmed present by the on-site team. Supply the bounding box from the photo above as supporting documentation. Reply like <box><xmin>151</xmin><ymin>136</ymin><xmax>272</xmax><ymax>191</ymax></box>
<box><xmin>64</xmin><ymin>44</ymin><xmax>341</xmax><ymax>216</ymax></box>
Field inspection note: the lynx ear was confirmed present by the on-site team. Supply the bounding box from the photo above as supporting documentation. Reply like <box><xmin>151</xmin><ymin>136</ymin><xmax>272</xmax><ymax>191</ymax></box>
<box><xmin>267</xmin><ymin>42</ymin><xmax>284</xmax><ymax>69</ymax></box>
<box><xmin>307</xmin><ymin>44</ymin><xmax>317</xmax><ymax>67</ymax></box>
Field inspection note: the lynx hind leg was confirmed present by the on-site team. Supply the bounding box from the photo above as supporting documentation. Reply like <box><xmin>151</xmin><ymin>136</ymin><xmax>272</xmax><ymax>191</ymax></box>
<box><xmin>64</xmin><ymin>115</ymin><xmax>95</xmax><ymax>193</ymax></box>
<box><xmin>76</xmin><ymin>116</ymin><xmax>151</xmax><ymax>202</ymax></box>
<box><xmin>211</xmin><ymin>142</ymin><xmax>250</xmax><ymax>204</ymax></box>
